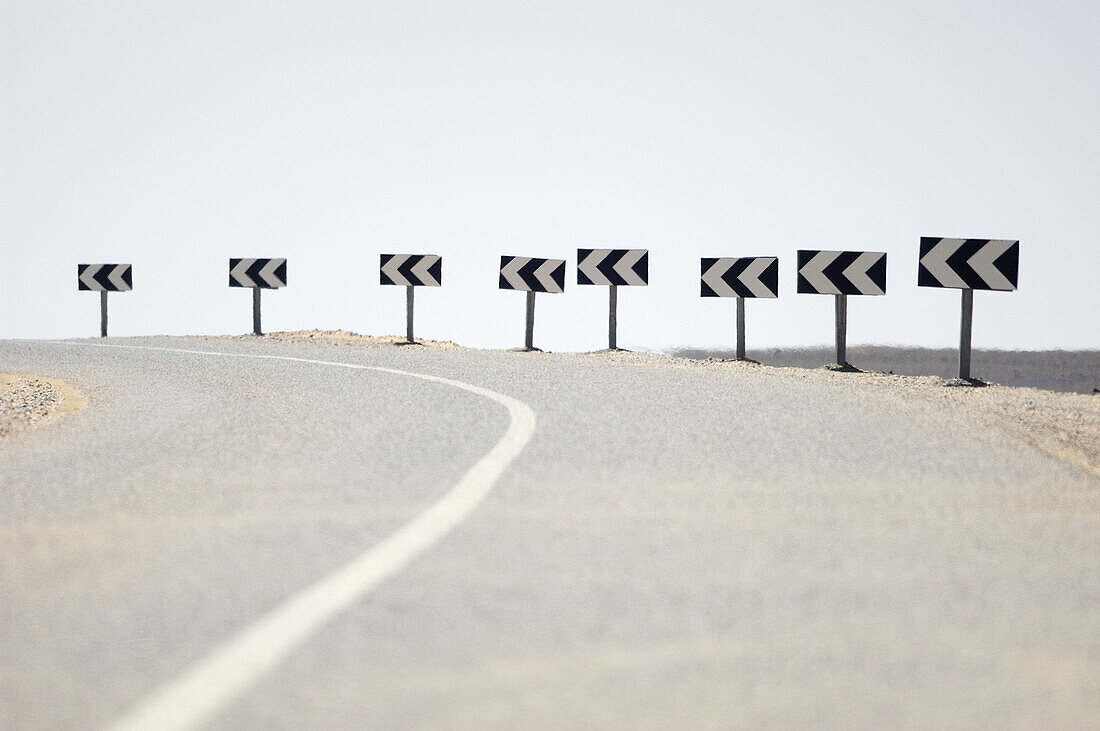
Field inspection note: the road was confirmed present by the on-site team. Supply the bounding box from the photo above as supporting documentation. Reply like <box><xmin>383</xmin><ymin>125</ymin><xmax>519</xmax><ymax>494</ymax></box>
<box><xmin>2</xmin><ymin>335</ymin><xmax>1097</xmax><ymax>729</ymax></box>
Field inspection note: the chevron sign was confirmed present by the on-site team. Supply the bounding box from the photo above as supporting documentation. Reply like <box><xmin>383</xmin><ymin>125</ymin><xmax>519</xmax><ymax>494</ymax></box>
<box><xmin>700</xmin><ymin>257</ymin><xmax>778</xmax><ymax>298</ymax></box>
<box><xmin>499</xmin><ymin>256</ymin><xmax>566</xmax><ymax>293</ymax></box>
<box><xmin>918</xmin><ymin>238</ymin><xmax>1018</xmax><ymax>291</ymax></box>
<box><xmin>577</xmin><ymin>249</ymin><xmax>648</xmax><ymax>286</ymax></box>
<box><xmin>380</xmin><ymin>254</ymin><xmax>442</xmax><ymax>287</ymax></box>
<box><xmin>797</xmin><ymin>250</ymin><xmax>886</xmax><ymax>296</ymax></box>
<box><xmin>229</xmin><ymin>258</ymin><xmax>286</xmax><ymax>289</ymax></box>
<box><xmin>78</xmin><ymin>264</ymin><xmax>132</xmax><ymax>291</ymax></box>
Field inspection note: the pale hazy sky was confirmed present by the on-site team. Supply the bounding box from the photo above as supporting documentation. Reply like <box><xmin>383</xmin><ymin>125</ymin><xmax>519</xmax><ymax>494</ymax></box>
<box><xmin>3</xmin><ymin>1</ymin><xmax>1097</xmax><ymax>351</ymax></box>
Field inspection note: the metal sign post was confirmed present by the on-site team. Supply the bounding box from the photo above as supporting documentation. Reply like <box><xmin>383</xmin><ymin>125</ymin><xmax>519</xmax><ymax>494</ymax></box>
<box><xmin>796</xmin><ymin>249</ymin><xmax>886</xmax><ymax>371</ymax></box>
<box><xmin>576</xmin><ymin>249</ymin><xmax>648</xmax><ymax>351</ymax></box>
<box><xmin>918</xmin><ymin>237</ymin><xmax>1019</xmax><ymax>384</ymax></box>
<box><xmin>959</xmin><ymin>288</ymin><xmax>973</xmax><ymax>380</ymax></box>
<box><xmin>78</xmin><ymin>264</ymin><xmax>132</xmax><ymax>338</ymax></box>
<box><xmin>252</xmin><ymin>287</ymin><xmax>262</xmax><ymax>336</ymax></box>
<box><xmin>499</xmin><ymin>255</ymin><xmax>565</xmax><ymax>351</ymax></box>
<box><xmin>380</xmin><ymin>254</ymin><xmax>442</xmax><ymax>345</ymax></box>
<box><xmin>608</xmin><ymin>285</ymin><xmax>618</xmax><ymax>350</ymax></box>
<box><xmin>735</xmin><ymin>296</ymin><xmax>746</xmax><ymax>361</ymax></box>
<box><xmin>524</xmin><ymin>291</ymin><xmax>536</xmax><ymax>351</ymax></box>
<box><xmin>700</xmin><ymin>257</ymin><xmax>778</xmax><ymax>362</ymax></box>
<box><xmin>834</xmin><ymin>293</ymin><xmax>847</xmax><ymax>367</ymax></box>
<box><xmin>229</xmin><ymin>258</ymin><xmax>286</xmax><ymax>336</ymax></box>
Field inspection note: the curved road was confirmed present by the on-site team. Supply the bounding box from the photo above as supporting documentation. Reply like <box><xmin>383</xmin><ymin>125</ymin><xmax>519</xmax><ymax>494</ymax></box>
<box><xmin>2</xmin><ymin>336</ymin><xmax>1097</xmax><ymax>728</ymax></box>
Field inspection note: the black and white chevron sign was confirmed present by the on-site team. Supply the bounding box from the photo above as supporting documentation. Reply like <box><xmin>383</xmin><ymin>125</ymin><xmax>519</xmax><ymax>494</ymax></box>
<box><xmin>797</xmin><ymin>250</ymin><xmax>886</xmax><ymax>296</ymax></box>
<box><xmin>918</xmin><ymin>237</ymin><xmax>1019</xmax><ymax>291</ymax></box>
<box><xmin>380</xmin><ymin>254</ymin><xmax>442</xmax><ymax>287</ymax></box>
<box><xmin>77</xmin><ymin>264</ymin><xmax>132</xmax><ymax>291</ymax></box>
<box><xmin>700</xmin><ymin>257</ymin><xmax>778</xmax><ymax>298</ymax></box>
<box><xmin>576</xmin><ymin>249</ymin><xmax>648</xmax><ymax>286</ymax></box>
<box><xmin>229</xmin><ymin>258</ymin><xmax>286</xmax><ymax>289</ymax></box>
<box><xmin>499</xmin><ymin>256</ymin><xmax>566</xmax><ymax>293</ymax></box>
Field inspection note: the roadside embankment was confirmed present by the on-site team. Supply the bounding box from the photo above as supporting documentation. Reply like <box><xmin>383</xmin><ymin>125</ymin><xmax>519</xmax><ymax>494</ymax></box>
<box><xmin>674</xmin><ymin>345</ymin><xmax>1100</xmax><ymax>394</ymax></box>
<box><xmin>229</xmin><ymin>329</ymin><xmax>460</xmax><ymax>348</ymax></box>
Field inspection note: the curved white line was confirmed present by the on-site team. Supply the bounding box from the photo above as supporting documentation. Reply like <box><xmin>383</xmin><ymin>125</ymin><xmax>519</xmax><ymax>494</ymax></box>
<box><xmin>43</xmin><ymin>342</ymin><xmax>536</xmax><ymax>731</ymax></box>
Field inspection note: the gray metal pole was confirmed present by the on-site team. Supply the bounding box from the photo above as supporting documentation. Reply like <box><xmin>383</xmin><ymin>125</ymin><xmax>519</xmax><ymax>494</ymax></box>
<box><xmin>835</xmin><ymin>293</ymin><xmax>847</xmax><ymax>366</ymax></box>
<box><xmin>252</xmin><ymin>286</ymin><xmax>262</xmax><ymax>336</ymax></box>
<box><xmin>406</xmin><ymin>285</ymin><xmax>415</xmax><ymax>343</ymax></box>
<box><xmin>735</xmin><ymin>296</ymin><xmax>746</xmax><ymax>361</ymax></box>
<box><xmin>100</xmin><ymin>291</ymin><xmax>108</xmax><ymax>338</ymax></box>
<box><xmin>608</xmin><ymin>285</ymin><xmax>618</xmax><ymax>350</ymax></box>
<box><xmin>524</xmin><ymin>290</ymin><xmax>536</xmax><ymax>350</ymax></box>
<box><xmin>959</xmin><ymin>288</ymin><xmax>973</xmax><ymax>380</ymax></box>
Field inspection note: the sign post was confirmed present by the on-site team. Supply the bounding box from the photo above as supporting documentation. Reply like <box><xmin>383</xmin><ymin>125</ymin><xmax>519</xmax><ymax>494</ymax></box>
<box><xmin>608</xmin><ymin>285</ymin><xmax>618</xmax><ymax>350</ymax></box>
<box><xmin>252</xmin><ymin>286</ymin><xmax>262</xmax><ymax>336</ymax></box>
<box><xmin>229</xmin><ymin>258</ymin><xmax>287</xmax><ymax>336</ymax></box>
<box><xmin>959</xmin><ymin>288</ymin><xmax>973</xmax><ymax>380</ymax></box>
<box><xmin>525</xmin><ymin>290</ymin><xmax>536</xmax><ymax>350</ymax></box>
<box><xmin>576</xmin><ymin>249</ymin><xmax>648</xmax><ymax>350</ymax></box>
<box><xmin>918</xmin><ymin>237</ymin><xmax>1019</xmax><ymax>382</ymax></box>
<box><xmin>700</xmin><ymin>256</ymin><xmax>779</xmax><ymax>361</ymax></box>
<box><xmin>78</xmin><ymin>264</ymin><xmax>132</xmax><ymax>338</ymax></box>
<box><xmin>735</xmin><ymin>296</ymin><xmax>746</xmax><ymax>360</ymax></box>
<box><xmin>380</xmin><ymin>254</ymin><xmax>442</xmax><ymax>345</ymax></box>
<box><xmin>834</xmin><ymin>293</ymin><xmax>847</xmax><ymax>367</ymax></box>
<box><xmin>499</xmin><ymin>255</ymin><xmax>566</xmax><ymax>351</ymax></box>
<box><xmin>796</xmin><ymin>250</ymin><xmax>887</xmax><ymax>370</ymax></box>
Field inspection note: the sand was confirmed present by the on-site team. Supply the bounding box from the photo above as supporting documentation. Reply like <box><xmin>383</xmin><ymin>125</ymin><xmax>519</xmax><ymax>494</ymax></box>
<box><xmin>0</xmin><ymin>373</ymin><xmax>87</xmax><ymax>440</ymax></box>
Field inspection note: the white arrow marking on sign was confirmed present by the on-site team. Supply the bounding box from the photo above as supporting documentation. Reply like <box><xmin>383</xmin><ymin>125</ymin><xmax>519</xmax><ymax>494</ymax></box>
<box><xmin>920</xmin><ymin>239</ymin><xmax>968</xmax><ymax>289</ymax></box>
<box><xmin>381</xmin><ymin>255</ymin><xmax>407</xmax><ymax>285</ymax></box>
<box><xmin>259</xmin><ymin>259</ymin><xmax>283</xmax><ymax>287</ymax></box>
<box><xmin>411</xmin><ymin>256</ymin><xmax>439</xmax><ymax>286</ymax></box>
<box><xmin>800</xmin><ymin>251</ymin><xmax>836</xmax><ymax>294</ymax></box>
<box><xmin>701</xmin><ymin>260</ymin><xmax>735</xmax><ymax>297</ymax></box>
<box><xmin>576</xmin><ymin>250</ymin><xmax>608</xmax><ymax>283</ymax></box>
<box><xmin>967</xmin><ymin>240</ymin><xmax>1015</xmax><ymax>291</ymax></box>
<box><xmin>534</xmin><ymin>259</ymin><xmax>561</xmax><ymax>293</ymax></box>
<box><xmin>844</xmin><ymin>252</ymin><xmax>884</xmax><ymax>295</ymax></box>
<box><xmin>614</xmin><ymin>249</ymin><xmax>647</xmax><ymax>286</ymax></box>
<box><xmin>230</xmin><ymin>259</ymin><xmax>256</xmax><ymax>288</ymax></box>
<box><xmin>740</xmin><ymin>257</ymin><xmax>776</xmax><ymax>298</ymax></box>
<box><xmin>107</xmin><ymin>266</ymin><xmax>130</xmax><ymax>291</ymax></box>
<box><xmin>500</xmin><ymin>257</ymin><xmax>527</xmax><ymax>290</ymax></box>
<box><xmin>79</xmin><ymin>265</ymin><xmax>102</xmax><ymax>290</ymax></box>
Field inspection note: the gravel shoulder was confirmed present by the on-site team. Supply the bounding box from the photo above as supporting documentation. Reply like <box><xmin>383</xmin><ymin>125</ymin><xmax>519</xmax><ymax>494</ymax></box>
<box><xmin>0</xmin><ymin>373</ymin><xmax>87</xmax><ymax>440</ymax></box>
<box><xmin>680</xmin><ymin>356</ymin><xmax>1100</xmax><ymax>480</ymax></box>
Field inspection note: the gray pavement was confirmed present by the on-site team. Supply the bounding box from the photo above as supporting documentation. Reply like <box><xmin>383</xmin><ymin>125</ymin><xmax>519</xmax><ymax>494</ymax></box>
<box><xmin>1</xmin><ymin>336</ymin><xmax>1097</xmax><ymax>729</ymax></box>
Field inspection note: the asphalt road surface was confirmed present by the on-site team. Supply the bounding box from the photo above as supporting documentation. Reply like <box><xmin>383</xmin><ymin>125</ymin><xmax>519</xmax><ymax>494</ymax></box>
<box><xmin>2</xmin><ymin>336</ymin><xmax>1097</xmax><ymax>729</ymax></box>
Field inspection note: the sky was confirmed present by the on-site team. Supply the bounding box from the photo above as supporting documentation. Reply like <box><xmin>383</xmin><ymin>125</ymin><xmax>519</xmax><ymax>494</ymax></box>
<box><xmin>2</xmin><ymin>0</ymin><xmax>1097</xmax><ymax>352</ymax></box>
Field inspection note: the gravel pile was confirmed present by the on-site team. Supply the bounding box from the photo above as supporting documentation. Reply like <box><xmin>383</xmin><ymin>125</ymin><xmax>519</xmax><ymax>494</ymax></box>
<box><xmin>0</xmin><ymin>375</ymin><xmax>61</xmax><ymax>439</ymax></box>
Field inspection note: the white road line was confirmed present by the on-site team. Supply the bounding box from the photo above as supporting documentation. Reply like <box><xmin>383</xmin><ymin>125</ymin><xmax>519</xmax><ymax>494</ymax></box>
<box><xmin>43</xmin><ymin>341</ymin><xmax>536</xmax><ymax>731</ymax></box>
